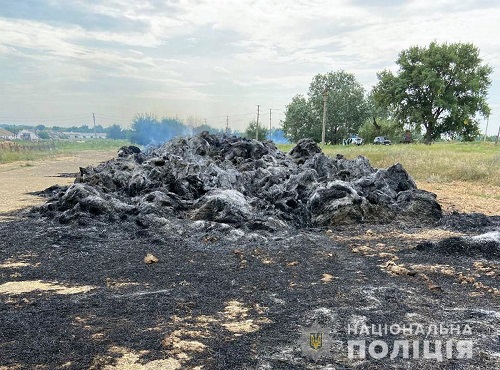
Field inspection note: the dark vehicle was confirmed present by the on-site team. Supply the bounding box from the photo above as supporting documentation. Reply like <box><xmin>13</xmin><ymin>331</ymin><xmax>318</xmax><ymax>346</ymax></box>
<box><xmin>374</xmin><ymin>136</ymin><xmax>391</xmax><ymax>145</ymax></box>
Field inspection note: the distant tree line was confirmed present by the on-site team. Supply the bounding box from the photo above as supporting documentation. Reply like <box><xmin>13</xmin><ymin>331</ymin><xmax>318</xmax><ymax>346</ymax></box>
<box><xmin>0</xmin><ymin>117</ymin><xmax>237</xmax><ymax>144</ymax></box>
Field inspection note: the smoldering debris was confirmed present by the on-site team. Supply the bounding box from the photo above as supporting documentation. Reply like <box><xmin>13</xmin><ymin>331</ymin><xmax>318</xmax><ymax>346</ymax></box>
<box><xmin>416</xmin><ymin>231</ymin><xmax>500</xmax><ymax>258</ymax></box>
<box><xmin>32</xmin><ymin>133</ymin><xmax>442</xmax><ymax>230</ymax></box>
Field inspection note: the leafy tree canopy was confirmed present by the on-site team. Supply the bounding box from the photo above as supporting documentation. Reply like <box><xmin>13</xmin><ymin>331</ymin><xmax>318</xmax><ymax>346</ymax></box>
<box><xmin>282</xmin><ymin>95</ymin><xmax>319</xmax><ymax>143</ymax></box>
<box><xmin>106</xmin><ymin>124</ymin><xmax>127</xmax><ymax>140</ymax></box>
<box><xmin>244</xmin><ymin>120</ymin><xmax>268</xmax><ymax>141</ymax></box>
<box><xmin>282</xmin><ymin>71</ymin><xmax>368</xmax><ymax>144</ymax></box>
<box><xmin>373</xmin><ymin>42</ymin><xmax>492</xmax><ymax>143</ymax></box>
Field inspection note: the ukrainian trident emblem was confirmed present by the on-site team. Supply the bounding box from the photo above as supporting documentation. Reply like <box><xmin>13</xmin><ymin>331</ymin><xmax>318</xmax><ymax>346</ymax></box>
<box><xmin>309</xmin><ymin>332</ymin><xmax>323</xmax><ymax>350</ymax></box>
<box><xmin>298</xmin><ymin>320</ymin><xmax>334</xmax><ymax>361</ymax></box>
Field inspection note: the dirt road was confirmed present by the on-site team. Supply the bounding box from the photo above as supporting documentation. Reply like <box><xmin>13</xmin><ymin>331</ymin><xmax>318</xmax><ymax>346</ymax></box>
<box><xmin>0</xmin><ymin>151</ymin><xmax>116</xmax><ymax>215</ymax></box>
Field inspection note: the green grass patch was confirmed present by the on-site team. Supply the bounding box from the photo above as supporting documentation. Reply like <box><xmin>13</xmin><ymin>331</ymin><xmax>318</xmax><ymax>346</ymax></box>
<box><xmin>53</xmin><ymin>139</ymin><xmax>131</xmax><ymax>152</ymax></box>
<box><xmin>0</xmin><ymin>139</ymin><xmax>130</xmax><ymax>164</ymax></box>
<box><xmin>277</xmin><ymin>141</ymin><xmax>500</xmax><ymax>186</ymax></box>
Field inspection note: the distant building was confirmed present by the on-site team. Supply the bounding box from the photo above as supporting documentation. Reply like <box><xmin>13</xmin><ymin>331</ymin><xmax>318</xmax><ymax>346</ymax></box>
<box><xmin>17</xmin><ymin>130</ymin><xmax>39</xmax><ymax>141</ymax></box>
<box><xmin>61</xmin><ymin>132</ymin><xmax>107</xmax><ymax>139</ymax></box>
<box><xmin>0</xmin><ymin>128</ymin><xmax>15</xmax><ymax>140</ymax></box>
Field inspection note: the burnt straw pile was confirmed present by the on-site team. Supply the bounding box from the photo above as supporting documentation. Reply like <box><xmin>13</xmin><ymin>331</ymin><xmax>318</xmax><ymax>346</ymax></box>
<box><xmin>34</xmin><ymin>133</ymin><xmax>442</xmax><ymax>230</ymax></box>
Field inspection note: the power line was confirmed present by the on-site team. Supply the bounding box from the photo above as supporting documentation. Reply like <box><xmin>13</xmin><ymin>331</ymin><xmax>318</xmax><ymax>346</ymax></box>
<box><xmin>204</xmin><ymin>112</ymin><xmax>255</xmax><ymax>120</ymax></box>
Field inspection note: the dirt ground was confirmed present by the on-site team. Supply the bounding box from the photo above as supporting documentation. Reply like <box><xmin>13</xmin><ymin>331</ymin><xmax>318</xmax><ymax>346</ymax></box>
<box><xmin>0</xmin><ymin>151</ymin><xmax>117</xmax><ymax>218</ymax></box>
<box><xmin>417</xmin><ymin>181</ymin><xmax>500</xmax><ymax>216</ymax></box>
<box><xmin>0</xmin><ymin>151</ymin><xmax>499</xmax><ymax>369</ymax></box>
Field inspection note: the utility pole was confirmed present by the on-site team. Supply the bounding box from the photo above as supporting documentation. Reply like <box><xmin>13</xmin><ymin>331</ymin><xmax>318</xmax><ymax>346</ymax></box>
<box><xmin>269</xmin><ymin>109</ymin><xmax>272</xmax><ymax>141</ymax></box>
<box><xmin>321</xmin><ymin>89</ymin><xmax>329</xmax><ymax>145</ymax></box>
<box><xmin>484</xmin><ymin>115</ymin><xmax>490</xmax><ymax>142</ymax></box>
<box><xmin>226</xmin><ymin>116</ymin><xmax>229</xmax><ymax>135</ymax></box>
<box><xmin>92</xmin><ymin>113</ymin><xmax>96</xmax><ymax>139</ymax></box>
<box><xmin>256</xmin><ymin>105</ymin><xmax>260</xmax><ymax>141</ymax></box>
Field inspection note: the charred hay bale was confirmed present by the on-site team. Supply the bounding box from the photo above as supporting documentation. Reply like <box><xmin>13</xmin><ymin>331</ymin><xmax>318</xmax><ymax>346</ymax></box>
<box><xmin>135</xmin><ymin>191</ymin><xmax>180</xmax><ymax>216</ymax></box>
<box><xmin>302</xmin><ymin>153</ymin><xmax>337</xmax><ymax>179</ymax></box>
<box><xmin>333</xmin><ymin>155</ymin><xmax>375</xmax><ymax>181</ymax></box>
<box><xmin>221</xmin><ymin>139</ymin><xmax>279</xmax><ymax>163</ymax></box>
<box><xmin>307</xmin><ymin>181</ymin><xmax>366</xmax><ymax>225</ymax></box>
<box><xmin>78</xmin><ymin>195</ymin><xmax>111</xmax><ymax>215</ymax></box>
<box><xmin>415</xmin><ymin>231</ymin><xmax>500</xmax><ymax>258</ymax></box>
<box><xmin>441</xmin><ymin>212</ymin><xmax>495</xmax><ymax>231</ymax></box>
<box><xmin>57</xmin><ymin>183</ymin><xmax>101</xmax><ymax>210</ymax></box>
<box><xmin>118</xmin><ymin>145</ymin><xmax>141</xmax><ymax>157</ymax></box>
<box><xmin>396</xmin><ymin>189</ymin><xmax>442</xmax><ymax>224</ymax></box>
<box><xmin>288</xmin><ymin>138</ymin><xmax>321</xmax><ymax>164</ymax></box>
<box><xmin>191</xmin><ymin>189</ymin><xmax>253</xmax><ymax>224</ymax></box>
<box><xmin>32</xmin><ymin>133</ymin><xmax>444</xmax><ymax>229</ymax></box>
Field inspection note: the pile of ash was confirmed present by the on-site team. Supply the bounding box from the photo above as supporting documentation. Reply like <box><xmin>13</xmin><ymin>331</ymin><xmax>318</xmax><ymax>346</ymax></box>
<box><xmin>33</xmin><ymin>133</ymin><xmax>442</xmax><ymax>230</ymax></box>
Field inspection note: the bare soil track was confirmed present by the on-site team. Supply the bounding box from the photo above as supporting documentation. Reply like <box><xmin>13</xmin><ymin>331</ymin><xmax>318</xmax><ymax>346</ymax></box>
<box><xmin>0</xmin><ymin>151</ymin><xmax>117</xmax><ymax>216</ymax></box>
<box><xmin>0</xmin><ymin>143</ymin><xmax>499</xmax><ymax>369</ymax></box>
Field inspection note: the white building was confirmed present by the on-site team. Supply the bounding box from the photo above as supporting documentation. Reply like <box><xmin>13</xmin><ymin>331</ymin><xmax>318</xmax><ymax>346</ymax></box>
<box><xmin>16</xmin><ymin>130</ymin><xmax>39</xmax><ymax>141</ymax></box>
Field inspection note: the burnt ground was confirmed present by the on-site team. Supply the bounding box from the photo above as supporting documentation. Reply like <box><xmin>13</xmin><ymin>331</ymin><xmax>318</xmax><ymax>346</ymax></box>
<box><xmin>0</xmin><ymin>135</ymin><xmax>499</xmax><ymax>369</ymax></box>
<box><xmin>0</xmin><ymin>213</ymin><xmax>499</xmax><ymax>370</ymax></box>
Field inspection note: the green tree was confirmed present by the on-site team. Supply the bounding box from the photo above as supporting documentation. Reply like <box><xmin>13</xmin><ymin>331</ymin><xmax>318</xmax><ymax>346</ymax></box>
<box><xmin>244</xmin><ymin>120</ymin><xmax>268</xmax><ymax>141</ymax></box>
<box><xmin>282</xmin><ymin>95</ymin><xmax>319</xmax><ymax>142</ymax></box>
<box><xmin>37</xmin><ymin>131</ymin><xmax>50</xmax><ymax>140</ymax></box>
<box><xmin>309</xmin><ymin>70</ymin><xmax>368</xmax><ymax>144</ymax></box>
<box><xmin>106</xmin><ymin>124</ymin><xmax>126</xmax><ymax>140</ymax></box>
<box><xmin>366</xmin><ymin>92</ymin><xmax>390</xmax><ymax>137</ymax></box>
<box><xmin>358</xmin><ymin>119</ymin><xmax>405</xmax><ymax>143</ymax></box>
<box><xmin>373</xmin><ymin>42</ymin><xmax>492</xmax><ymax>144</ymax></box>
<box><xmin>359</xmin><ymin>92</ymin><xmax>406</xmax><ymax>143</ymax></box>
<box><xmin>282</xmin><ymin>71</ymin><xmax>368</xmax><ymax>144</ymax></box>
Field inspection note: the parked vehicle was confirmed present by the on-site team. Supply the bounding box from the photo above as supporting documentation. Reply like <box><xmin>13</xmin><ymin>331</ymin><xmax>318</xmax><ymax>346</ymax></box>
<box><xmin>373</xmin><ymin>136</ymin><xmax>391</xmax><ymax>145</ymax></box>
<box><xmin>343</xmin><ymin>135</ymin><xmax>363</xmax><ymax>146</ymax></box>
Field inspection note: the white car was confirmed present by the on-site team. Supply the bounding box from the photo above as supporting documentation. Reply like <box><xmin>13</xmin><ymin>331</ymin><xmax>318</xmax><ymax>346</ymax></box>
<box><xmin>344</xmin><ymin>136</ymin><xmax>363</xmax><ymax>145</ymax></box>
<box><xmin>373</xmin><ymin>136</ymin><xmax>391</xmax><ymax>145</ymax></box>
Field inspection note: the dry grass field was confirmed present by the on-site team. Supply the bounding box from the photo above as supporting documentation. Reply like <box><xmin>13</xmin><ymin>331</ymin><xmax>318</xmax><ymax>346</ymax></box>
<box><xmin>0</xmin><ymin>139</ymin><xmax>129</xmax><ymax>165</ymax></box>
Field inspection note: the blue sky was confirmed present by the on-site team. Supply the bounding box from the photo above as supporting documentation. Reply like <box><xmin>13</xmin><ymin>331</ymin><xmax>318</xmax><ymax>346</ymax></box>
<box><xmin>0</xmin><ymin>0</ymin><xmax>499</xmax><ymax>134</ymax></box>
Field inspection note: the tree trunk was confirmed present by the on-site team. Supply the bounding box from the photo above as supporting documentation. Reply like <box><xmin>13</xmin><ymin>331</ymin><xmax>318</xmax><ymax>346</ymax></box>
<box><xmin>372</xmin><ymin>117</ymin><xmax>381</xmax><ymax>136</ymax></box>
<box><xmin>424</xmin><ymin>124</ymin><xmax>433</xmax><ymax>145</ymax></box>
